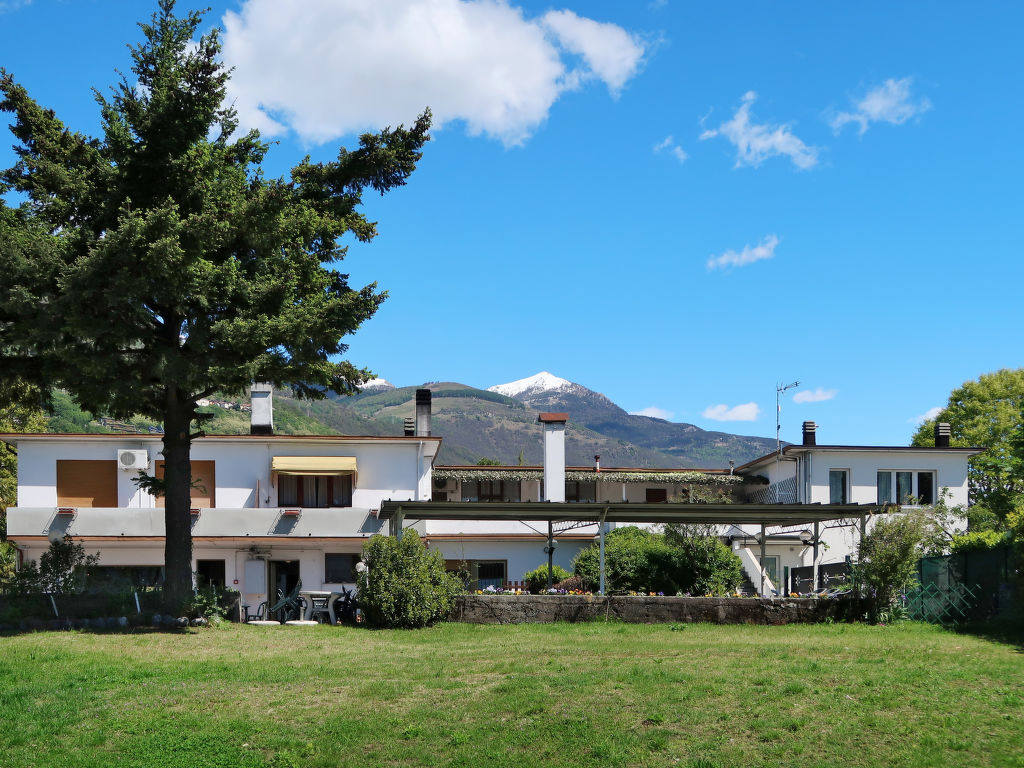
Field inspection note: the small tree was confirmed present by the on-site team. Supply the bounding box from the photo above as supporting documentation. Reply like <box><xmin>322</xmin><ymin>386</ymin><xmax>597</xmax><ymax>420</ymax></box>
<box><xmin>10</xmin><ymin>536</ymin><xmax>100</xmax><ymax>595</ymax></box>
<box><xmin>855</xmin><ymin>509</ymin><xmax>936</xmax><ymax>614</ymax></box>
<box><xmin>357</xmin><ymin>532</ymin><xmax>462</xmax><ymax>628</ymax></box>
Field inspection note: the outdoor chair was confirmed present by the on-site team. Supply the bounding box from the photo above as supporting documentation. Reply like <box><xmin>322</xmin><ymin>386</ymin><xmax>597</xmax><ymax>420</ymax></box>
<box><xmin>244</xmin><ymin>601</ymin><xmax>267</xmax><ymax>623</ymax></box>
<box><xmin>305</xmin><ymin>593</ymin><xmax>332</xmax><ymax>624</ymax></box>
<box><xmin>269</xmin><ymin>582</ymin><xmax>303</xmax><ymax>622</ymax></box>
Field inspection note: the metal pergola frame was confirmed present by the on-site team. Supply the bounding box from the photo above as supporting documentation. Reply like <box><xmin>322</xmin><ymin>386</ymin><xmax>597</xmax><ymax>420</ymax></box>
<box><xmin>377</xmin><ymin>501</ymin><xmax>885</xmax><ymax>595</ymax></box>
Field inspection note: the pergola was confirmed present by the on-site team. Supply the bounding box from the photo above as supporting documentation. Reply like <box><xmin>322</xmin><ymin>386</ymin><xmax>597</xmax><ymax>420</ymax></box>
<box><xmin>377</xmin><ymin>501</ymin><xmax>886</xmax><ymax>594</ymax></box>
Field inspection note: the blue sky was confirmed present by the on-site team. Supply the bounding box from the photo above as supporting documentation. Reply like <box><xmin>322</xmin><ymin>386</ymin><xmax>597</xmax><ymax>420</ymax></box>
<box><xmin>2</xmin><ymin>0</ymin><xmax>1021</xmax><ymax>447</ymax></box>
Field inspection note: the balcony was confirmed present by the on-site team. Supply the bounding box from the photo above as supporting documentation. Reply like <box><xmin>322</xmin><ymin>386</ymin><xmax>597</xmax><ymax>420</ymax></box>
<box><xmin>5</xmin><ymin>506</ymin><xmax>388</xmax><ymax>541</ymax></box>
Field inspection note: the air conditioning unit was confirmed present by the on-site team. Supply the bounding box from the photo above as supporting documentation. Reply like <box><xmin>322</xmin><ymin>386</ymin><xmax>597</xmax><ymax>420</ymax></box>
<box><xmin>117</xmin><ymin>449</ymin><xmax>149</xmax><ymax>471</ymax></box>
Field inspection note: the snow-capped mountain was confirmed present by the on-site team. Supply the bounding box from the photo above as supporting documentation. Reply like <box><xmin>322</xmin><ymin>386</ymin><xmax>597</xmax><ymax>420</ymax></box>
<box><xmin>487</xmin><ymin>371</ymin><xmax>576</xmax><ymax>399</ymax></box>
<box><xmin>360</xmin><ymin>378</ymin><xmax>395</xmax><ymax>392</ymax></box>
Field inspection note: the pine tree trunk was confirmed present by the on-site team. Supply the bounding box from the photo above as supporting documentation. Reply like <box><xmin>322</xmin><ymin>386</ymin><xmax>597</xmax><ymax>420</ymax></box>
<box><xmin>161</xmin><ymin>391</ymin><xmax>194</xmax><ymax>615</ymax></box>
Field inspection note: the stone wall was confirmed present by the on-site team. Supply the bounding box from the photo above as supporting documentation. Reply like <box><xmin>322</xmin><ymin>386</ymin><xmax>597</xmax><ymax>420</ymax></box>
<box><xmin>449</xmin><ymin>595</ymin><xmax>850</xmax><ymax>625</ymax></box>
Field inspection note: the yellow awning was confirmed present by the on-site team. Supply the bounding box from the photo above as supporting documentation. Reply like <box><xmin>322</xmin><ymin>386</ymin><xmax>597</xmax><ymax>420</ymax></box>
<box><xmin>271</xmin><ymin>456</ymin><xmax>357</xmax><ymax>476</ymax></box>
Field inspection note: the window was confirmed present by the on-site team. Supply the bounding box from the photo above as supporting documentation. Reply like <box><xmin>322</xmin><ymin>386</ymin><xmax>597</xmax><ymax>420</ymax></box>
<box><xmin>196</xmin><ymin>559</ymin><xmax>226</xmax><ymax>590</ymax></box>
<box><xmin>56</xmin><ymin>460</ymin><xmax>118</xmax><ymax>507</ymax></box>
<box><xmin>475</xmin><ymin>561</ymin><xmax>506</xmax><ymax>589</ymax></box>
<box><xmin>877</xmin><ymin>470</ymin><xmax>936</xmax><ymax>504</ymax></box>
<box><xmin>278</xmin><ymin>474</ymin><xmax>352</xmax><ymax>507</ymax></box>
<box><xmin>154</xmin><ymin>460</ymin><xmax>216</xmax><ymax>507</ymax></box>
<box><xmin>646</xmin><ymin>488</ymin><xmax>668</xmax><ymax>503</ymax></box>
<box><xmin>829</xmin><ymin>470</ymin><xmax>848</xmax><ymax>504</ymax></box>
<box><xmin>325</xmin><ymin>553</ymin><xmax>356</xmax><ymax>583</ymax></box>
<box><xmin>444</xmin><ymin>559</ymin><xmax>505</xmax><ymax>589</ymax></box>
<box><xmin>461</xmin><ymin>480</ymin><xmax>520</xmax><ymax>502</ymax></box>
<box><xmin>566</xmin><ymin>481</ymin><xmax>596</xmax><ymax>503</ymax></box>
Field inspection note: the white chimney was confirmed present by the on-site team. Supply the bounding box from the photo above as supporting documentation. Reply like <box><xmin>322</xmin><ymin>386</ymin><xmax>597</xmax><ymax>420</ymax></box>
<box><xmin>539</xmin><ymin>413</ymin><xmax>567</xmax><ymax>502</ymax></box>
<box><xmin>250</xmin><ymin>383</ymin><xmax>274</xmax><ymax>435</ymax></box>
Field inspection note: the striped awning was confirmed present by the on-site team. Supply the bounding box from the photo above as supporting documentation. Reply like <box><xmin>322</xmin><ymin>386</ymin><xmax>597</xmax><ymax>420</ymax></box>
<box><xmin>271</xmin><ymin>456</ymin><xmax>357</xmax><ymax>476</ymax></box>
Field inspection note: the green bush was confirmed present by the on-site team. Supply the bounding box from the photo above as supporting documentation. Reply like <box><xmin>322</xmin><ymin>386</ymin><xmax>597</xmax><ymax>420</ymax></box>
<box><xmin>357</xmin><ymin>532</ymin><xmax>463</xmax><ymax>628</ymax></box>
<box><xmin>855</xmin><ymin>509</ymin><xmax>936</xmax><ymax>619</ymax></box>
<box><xmin>572</xmin><ymin>527</ymin><xmax>677</xmax><ymax>594</ymax></box>
<box><xmin>572</xmin><ymin>525</ymin><xmax>744</xmax><ymax>596</ymax></box>
<box><xmin>950</xmin><ymin>529</ymin><xmax>1008</xmax><ymax>553</ymax></box>
<box><xmin>523</xmin><ymin>564</ymin><xmax>571</xmax><ymax>593</ymax></box>
<box><xmin>663</xmin><ymin>524</ymin><xmax>744</xmax><ymax>595</ymax></box>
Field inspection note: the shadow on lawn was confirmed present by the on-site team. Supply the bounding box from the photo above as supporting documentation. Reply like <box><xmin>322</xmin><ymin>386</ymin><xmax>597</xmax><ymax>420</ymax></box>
<box><xmin>952</xmin><ymin>618</ymin><xmax>1024</xmax><ymax>652</ymax></box>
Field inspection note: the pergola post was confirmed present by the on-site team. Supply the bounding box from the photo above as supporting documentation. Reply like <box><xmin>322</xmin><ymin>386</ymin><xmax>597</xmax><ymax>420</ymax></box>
<box><xmin>389</xmin><ymin>507</ymin><xmax>404</xmax><ymax>540</ymax></box>
<box><xmin>759</xmin><ymin>523</ymin><xmax>767</xmax><ymax>596</ymax></box>
<box><xmin>812</xmin><ymin>521</ymin><xmax>820</xmax><ymax>592</ymax></box>
<box><xmin>546</xmin><ymin>521</ymin><xmax>554</xmax><ymax>590</ymax></box>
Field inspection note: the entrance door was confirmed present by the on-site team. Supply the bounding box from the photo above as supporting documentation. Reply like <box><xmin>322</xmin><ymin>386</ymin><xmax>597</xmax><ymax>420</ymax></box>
<box><xmin>761</xmin><ymin>556</ymin><xmax>780</xmax><ymax>589</ymax></box>
<box><xmin>267</xmin><ymin>560</ymin><xmax>301</xmax><ymax>603</ymax></box>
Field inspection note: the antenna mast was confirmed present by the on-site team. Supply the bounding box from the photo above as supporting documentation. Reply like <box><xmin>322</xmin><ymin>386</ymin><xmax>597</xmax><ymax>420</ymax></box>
<box><xmin>776</xmin><ymin>380</ymin><xmax>800</xmax><ymax>459</ymax></box>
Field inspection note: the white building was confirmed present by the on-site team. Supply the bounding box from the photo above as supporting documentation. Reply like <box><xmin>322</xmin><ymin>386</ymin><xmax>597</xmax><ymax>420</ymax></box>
<box><xmin>4</xmin><ymin>389</ymin><xmax>441</xmax><ymax>610</ymax></box>
<box><xmin>3</xmin><ymin>392</ymin><xmax>979</xmax><ymax>601</ymax></box>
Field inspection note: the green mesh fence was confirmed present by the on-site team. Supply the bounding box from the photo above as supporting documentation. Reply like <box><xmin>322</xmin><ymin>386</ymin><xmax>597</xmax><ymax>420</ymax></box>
<box><xmin>903</xmin><ymin>583</ymin><xmax>982</xmax><ymax>624</ymax></box>
<box><xmin>912</xmin><ymin>546</ymin><xmax>1015</xmax><ymax>621</ymax></box>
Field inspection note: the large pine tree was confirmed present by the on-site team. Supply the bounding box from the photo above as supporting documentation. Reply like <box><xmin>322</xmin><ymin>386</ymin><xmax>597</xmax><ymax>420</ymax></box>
<box><xmin>0</xmin><ymin>1</ymin><xmax>430</xmax><ymax>610</ymax></box>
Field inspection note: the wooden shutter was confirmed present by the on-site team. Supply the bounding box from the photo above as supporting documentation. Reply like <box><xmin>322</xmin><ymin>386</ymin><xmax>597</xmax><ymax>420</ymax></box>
<box><xmin>154</xmin><ymin>460</ymin><xmax>216</xmax><ymax>507</ymax></box>
<box><xmin>56</xmin><ymin>460</ymin><xmax>118</xmax><ymax>507</ymax></box>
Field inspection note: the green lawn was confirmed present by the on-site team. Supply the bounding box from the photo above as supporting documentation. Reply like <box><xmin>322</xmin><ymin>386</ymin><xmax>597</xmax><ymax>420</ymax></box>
<box><xmin>0</xmin><ymin>622</ymin><xmax>1021</xmax><ymax>768</ymax></box>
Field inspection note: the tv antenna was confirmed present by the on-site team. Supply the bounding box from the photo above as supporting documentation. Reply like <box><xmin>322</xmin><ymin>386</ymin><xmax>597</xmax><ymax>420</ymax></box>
<box><xmin>776</xmin><ymin>380</ymin><xmax>800</xmax><ymax>458</ymax></box>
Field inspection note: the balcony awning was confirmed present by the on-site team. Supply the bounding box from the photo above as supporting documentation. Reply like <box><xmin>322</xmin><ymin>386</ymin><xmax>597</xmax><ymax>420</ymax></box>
<box><xmin>271</xmin><ymin>456</ymin><xmax>357</xmax><ymax>476</ymax></box>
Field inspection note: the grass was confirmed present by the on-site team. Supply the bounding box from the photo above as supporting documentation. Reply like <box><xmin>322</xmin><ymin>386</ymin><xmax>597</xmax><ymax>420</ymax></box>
<box><xmin>0</xmin><ymin>621</ymin><xmax>1022</xmax><ymax>767</ymax></box>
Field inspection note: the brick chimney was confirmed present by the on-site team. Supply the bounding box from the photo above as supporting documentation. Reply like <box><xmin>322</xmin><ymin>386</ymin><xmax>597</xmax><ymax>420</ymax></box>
<box><xmin>934</xmin><ymin>422</ymin><xmax>951</xmax><ymax>448</ymax></box>
<box><xmin>415</xmin><ymin>389</ymin><xmax>432</xmax><ymax>437</ymax></box>
<box><xmin>250</xmin><ymin>383</ymin><xmax>273</xmax><ymax>436</ymax></box>
<box><xmin>538</xmin><ymin>413</ymin><xmax>568</xmax><ymax>502</ymax></box>
<box><xmin>802</xmin><ymin>421</ymin><xmax>817</xmax><ymax>446</ymax></box>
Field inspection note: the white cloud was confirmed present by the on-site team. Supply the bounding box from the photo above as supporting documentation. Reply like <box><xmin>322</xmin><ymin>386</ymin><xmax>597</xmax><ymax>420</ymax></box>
<box><xmin>220</xmin><ymin>0</ymin><xmax>646</xmax><ymax>147</ymax></box>
<box><xmin>541</xmin><ymin>10</ymin><xmax>646</xmax><ymax>95</ymax></box>
<box><xmin>700</xmin><ymin>91</ymin><xmax>818</xmax><ymax>169</ymax></box>
<box><xmin>793</xmin><ymin>387</ymin><xmax>837</xmax><ymax>404</ymax></box>
<box><xmin>653</xmin><ymin>135</ymin><xmax>687</xmax><ymax>164</ymax></box>
<box><xmin>831</xmin><ymin>78</ymin><xmax>931</xmax><ymax>135</ymax></box>
<box><xmin>706</xmin><ymin>234</ymin><xmax>779</xmax><ymax>271</ymax></box>
<box><xmin>0</xmin><ymin>0</ymin><xmax>31</xmax><ymax>12</ymax></box>
<box><xmin>908</xmin><ymin>406</ymin><xmax>943</xmax><ymax>425</ymax></box>
<box><xmin>702</xmin><ymin>402</ymin><xmax>761</xmax><ymax>421</ymax></box>
<box><xmin>630</xmin><ymin>406</ymin><xmax>675</xmax><ymax>420</ymax></box>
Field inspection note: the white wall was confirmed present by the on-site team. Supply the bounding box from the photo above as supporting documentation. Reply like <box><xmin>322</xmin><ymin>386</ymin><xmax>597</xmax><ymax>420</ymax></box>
<box><xmin>800</xmin><ymin>450</ymin><xmax>970</xmax><ymax>507</ymax></box>
<box><xmin>428</xmin><ymin>538</ymin><xmax>586</xmax><ymax>585</ymax></box>
<box><xmin>14</xmin><ymin>436</ymin><xmax>436</xmax><ymax>510</ymax></box>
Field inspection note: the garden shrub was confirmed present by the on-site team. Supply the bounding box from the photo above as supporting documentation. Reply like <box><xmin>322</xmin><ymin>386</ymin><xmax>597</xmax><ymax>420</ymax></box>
<box><xmin>855</xmin><ymin>508</ymin><xmax>936</xmax><ymax>620</ymax></box>
<box><xmin>572</xmin><ymin>527</ymin><xmax>677</xmax><ymax>594</ymax></box>
<box><xmin>357</xmin><ymin>532</ymin><xmax>463</xmax><ymax>628</ymax></box>
<box><xmin>950</xmin><ymin>529</ymin><xmax>1008</xmax><ymax>553</ymax></box>
<box><xmin>7</xmin><ymin>536</ymin><xmax>99</xmax><ymax>595</ymax></box>
<box><xmin>573</xmin><ymin>525</ymin><xmax>744</xmax><ymax>595</ymax></box>
<box><xmin>663</xmin><ymin>524</ymin><xmax>744</xmax><ymax>595</ymax></box>
<box><xmin>523</xmin><ymin>564</ymin><xmax>571</xmax><ymax>593</ymax></box>
<box><xmin>553</xmin><ymin>574</ymin><xmax>586</xmax><ymax>592</ymax></box>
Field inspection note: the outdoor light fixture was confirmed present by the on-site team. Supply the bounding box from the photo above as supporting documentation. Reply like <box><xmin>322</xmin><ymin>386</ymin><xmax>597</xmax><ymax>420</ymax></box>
<box><xmin>355</xmin><ymin>561</ymin><xmax>367</xmax><ymax>574</ymax></box>
<box><xmin>799</xmin><ymin>530</ymin><xmax>814</xmax><ymax>544</ymax></box>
